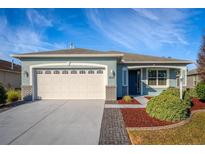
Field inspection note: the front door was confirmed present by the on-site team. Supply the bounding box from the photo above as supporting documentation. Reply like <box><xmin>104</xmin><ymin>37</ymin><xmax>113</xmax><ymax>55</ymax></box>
<box><xmin>128</xmin><ymin>69</ymin><xmax>141</xmax><ymax>95</ymax></box>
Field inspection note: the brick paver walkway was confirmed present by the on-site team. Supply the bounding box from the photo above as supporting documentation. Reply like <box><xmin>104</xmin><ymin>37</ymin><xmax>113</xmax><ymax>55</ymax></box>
<box><xmin>99</xmin><ymin>108</ymin><xmax>130</xmax><ymax>145</ymax></box>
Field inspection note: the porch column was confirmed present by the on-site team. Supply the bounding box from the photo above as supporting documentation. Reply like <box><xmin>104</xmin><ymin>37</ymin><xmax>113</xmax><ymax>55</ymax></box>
<box><xmin>179</xmin><ymin>69</ymin><xmax>183</xmax><ymax>100</ymax></box>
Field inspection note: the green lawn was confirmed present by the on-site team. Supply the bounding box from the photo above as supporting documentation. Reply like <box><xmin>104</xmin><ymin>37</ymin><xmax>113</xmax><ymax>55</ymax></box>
<box><xmin>128</xmin><ymin>111</ymin><xmax>205</xmax><ymax>145</ymax></box>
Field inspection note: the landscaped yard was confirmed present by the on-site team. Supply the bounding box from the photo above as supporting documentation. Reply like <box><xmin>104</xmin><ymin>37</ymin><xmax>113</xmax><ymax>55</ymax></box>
<box><xmin>128</xmin><ymin>111</ymin><xmax>205</xmax><ymax>144</ymax></box>
<box><xmin>121</xmin><ymin>86</ymin><xmax>205</xmax><ymax>145</ymax></box>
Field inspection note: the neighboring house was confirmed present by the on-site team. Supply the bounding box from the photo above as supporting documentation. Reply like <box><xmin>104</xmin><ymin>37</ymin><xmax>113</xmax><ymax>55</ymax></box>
<box><xmin>12</xmin><ymin>48</ymin><xmax>192</xmax><ymax>101</ymax></box>
<box><xmin>0</xmin><ymin>59</ymin><xmax>21</xmax><ymax>89</ymax></box>
<box><xmin>187</xmin><ymin>69</ymin><xmax>202</xmax><ymax>88</ymax></box>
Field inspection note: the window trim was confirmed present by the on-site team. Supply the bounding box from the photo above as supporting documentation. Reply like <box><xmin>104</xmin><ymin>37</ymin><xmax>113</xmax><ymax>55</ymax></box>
<box><xmin>146</xmin><ymin>68</ymin><xmax>169</xmax><ymax>88</ymax></box>
<box><xmin>193</xmin><ymin>76</ymin><xmax>197</xmax><ymax>86</ymax></box>
<box><xmin>122</xmin><ymin>67</ymin><xmax>128</xmax><ymax>86</ymax></box>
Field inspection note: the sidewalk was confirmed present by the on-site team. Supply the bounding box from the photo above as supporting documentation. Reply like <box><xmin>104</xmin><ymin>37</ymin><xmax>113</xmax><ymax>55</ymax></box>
<box><xmin>105</xmin><ymin>96</ymin><xmax>149</xmax><ymax>108</ymax></box>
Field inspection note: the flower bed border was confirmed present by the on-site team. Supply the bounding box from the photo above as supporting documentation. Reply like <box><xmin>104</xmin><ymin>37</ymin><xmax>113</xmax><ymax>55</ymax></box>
<box><xmin>127</xmin><ymin>109</ymin><xmax>205</xmax><ymax>131</ymax></box>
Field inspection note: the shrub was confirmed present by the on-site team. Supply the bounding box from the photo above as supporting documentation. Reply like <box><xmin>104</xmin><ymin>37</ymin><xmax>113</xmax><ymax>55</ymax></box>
<box><xmin>122</xmin><ymin>95</ymin><xmax>133</xmax><ymax>103</ymax></box>
<box><xmin>196</xmin><ymin>82</ymin><xmax>205</xmax><ymax>101</ymax></box>
<box><xmin>146</xmin><ymin>94</ymin><xmax>189</xmax><ymax>122</ymax></box>
<box><xmin>7</xmin><ymin>89</ymin><xmax>21</xmax><ymax>103</ymax></box>
<box><xmin>182</xmin><ymin>90</ymin><xmax>192</xmax><ymax>109</ymax></box>
<box><xmin>160</xmin><ymin>87</ymin><xmax>180</xmax><ymax>98</ymax></box>
<box><xmin>0</xmin><ymin>82</ymin><xmax>7</xmax><ymax>105</ymax></box>
<box><xmin>186</xmin><ymin>88</ymin><xmax>198</xmax><ymax>98</ymax></box>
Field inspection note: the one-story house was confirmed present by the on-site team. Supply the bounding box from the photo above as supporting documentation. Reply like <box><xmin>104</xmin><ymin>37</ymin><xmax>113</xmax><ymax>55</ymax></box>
<box><xmin>0</xmin><ymin>59</ymin><xmax>21</xmax><ymax>89</ymax></box>
<box><xmin>186</xmin><ymin>68</ymin><xmax>202</xmax><ymax>88</ymax></box>
<box><xmin>11</xmin><ymin>48</ymin><xmax>192</xmax><ymax>101</ymax></box>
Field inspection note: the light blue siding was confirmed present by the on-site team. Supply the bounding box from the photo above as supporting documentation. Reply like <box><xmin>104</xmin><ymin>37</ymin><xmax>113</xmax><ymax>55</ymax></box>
<box><xmin>117</xmin><ymin>64</ymin><xmax>123</xmax><ymax>98</ymax></box>
<box><xmin>169</xmin><ymin>68</ymin><xmax>178</xmax><ymax>87</ymax></box>
<box><xmin>117</xmin><ymin>66</ymin><xmax>181</xmax><ymax>97</ymax></box>
<box><xmin>21</xmin><ymin>57</ymin><xmax>117</xmax><ymax>86</ymax></box>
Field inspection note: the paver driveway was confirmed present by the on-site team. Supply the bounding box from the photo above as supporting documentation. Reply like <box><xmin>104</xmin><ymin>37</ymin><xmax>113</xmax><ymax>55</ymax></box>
<box><xmin>0</xmin><ymin>100</ymin><xmax>105</xmax><ymax>145</ymax></box>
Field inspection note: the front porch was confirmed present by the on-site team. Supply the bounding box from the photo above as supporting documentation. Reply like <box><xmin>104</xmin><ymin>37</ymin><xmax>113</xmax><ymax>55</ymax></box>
<box><xmin>119</xmin><ymin>65</ymin><xmax>187</xmax><ymax>99</ymax></box>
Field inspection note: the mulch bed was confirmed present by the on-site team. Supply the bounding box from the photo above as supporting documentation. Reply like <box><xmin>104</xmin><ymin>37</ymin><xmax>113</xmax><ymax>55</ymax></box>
<box><xmin>191</xmin><ymin>98</ymin><xmax>205</xmax><ymax>111</ymax></box>
<box><xmin>118</xmin><ymin>99</ymin><xmax>141</xmax><ymax>105</ymax></box>
<box><xmin>121</xmin><ymin>97</ymin><xmax>205</xmax><ymax>128</ymax></box>
<box><xmin>121</xmin><ymin>108</ymin><xmax>175</xmax><ymax>127</ymax></box>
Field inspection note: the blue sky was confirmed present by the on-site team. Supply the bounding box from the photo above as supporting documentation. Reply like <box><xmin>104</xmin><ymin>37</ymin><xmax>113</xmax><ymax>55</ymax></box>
<box><xmin>0</xmin><ymin>8</ymin><xmax>205</xmax><ymax>68</ymax></box>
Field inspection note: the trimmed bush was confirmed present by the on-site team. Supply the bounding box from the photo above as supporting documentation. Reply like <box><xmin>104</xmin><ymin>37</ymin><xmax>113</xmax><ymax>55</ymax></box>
<box><xmin>196</xmin><ymin>82</ymin><xmax>205</xmax><ymax>101</ymax></box>
<box><xmin>0</xmin><ymin>82</ymin><xmax>7</xmax><ymax>105</ymax></box>
<box><xmin>160</xmin><ymin>87</ymin><xmax>180</xmax><ymax>98</ymax></box>
<box><xmin>146</xmin><ymin>94</ymin><xmax>189</xmax><ymax>122</ymax></box>
<box><xmin>182</xmin><ymin>90</ymin><xmax>192</xmax><ymax>109</ymax></box>
<box><xmin>186</xmin><ymin>88</ymin><xmax>198</xmax><ymax>98</ymax></box>
<box><xmin>7</xmin><ymin>89</ymin><xmax>21</xmax><ymax>103</ymax></box>
<box><xmin>122</xmin><ymin>95</ymin><xmax>133</xmax><ymax>103</ymax></box>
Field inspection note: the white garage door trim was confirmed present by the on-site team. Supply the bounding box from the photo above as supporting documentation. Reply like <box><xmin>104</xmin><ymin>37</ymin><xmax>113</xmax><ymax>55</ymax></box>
<box><xmin>30</xmin><ymin>62</ymin><xmax>108</xmax><ymax>100</ymax></box>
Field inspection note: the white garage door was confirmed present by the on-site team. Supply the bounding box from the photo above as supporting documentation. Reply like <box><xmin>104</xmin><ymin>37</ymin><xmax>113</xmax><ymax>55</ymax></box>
<box><xmin>35</xmin><ymin>68</ymin><xmax>106</xmax><ymax>99</ymax></box>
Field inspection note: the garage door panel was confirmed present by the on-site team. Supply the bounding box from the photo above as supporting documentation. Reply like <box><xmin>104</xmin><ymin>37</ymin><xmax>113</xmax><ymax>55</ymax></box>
<box><xmin>35</xmin><ymin>69</ymin><xmax>105</xmax><ymax>99</ymax></box>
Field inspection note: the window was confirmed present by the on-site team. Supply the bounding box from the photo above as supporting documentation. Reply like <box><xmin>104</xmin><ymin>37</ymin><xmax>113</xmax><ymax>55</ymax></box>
<box><xmin>193</xmin><ymin>76</ymin><xmax>197</xmax><ymax>86</ymax></box>
<box><xmin>148</xmin><ymin>69</ymin><xmax>168</xmax><ymax>86</ymax></box>
<box><xmin>88</xmin><ymin>70</ymin><xmax>95</xmax><ymax>74</ymax></box>
<box><xmin>36</xmin><ymin>70</ymin><xmax>43</xmax><ymax>74</ymax></box>
<box><xmin>45</xmin><ymin>70</ymin><xmax>51</xmax><ymax>74</ymax></box>
<box><xmin>97</xmin><ymin>70</ymin><xmax>103</xmax><ymax>74</ymax></box>
<box><xmin>79</xmin><ymin>70</ymin><xmax>86</xmax><ymax>74</ymax></box>
<box><xmin>148</xmin><ymin>70</ymin><xmax>157</xmax><ymax>85</ymax></box>
<box><xmin>122</xmin><ymin>68</ymin><xmax>128</xmax><ymax>86</ymax></box>
<box><xmin>71</xmin><ymin>70</ymin><xmax>77</xmax><ymax>74</ymax></box>
<box><xmin>158</xmin><ymin>70</ymin><xmax>167</xmax><ymax>86</ymax></box>
<box><xmin>53</xmin><ymin>70</ymin><xmax>60</xmax><ymax>74</ymax></box>
<box><xmin>62</xmin><ymin>70</ymin><xmax>68</xmax><ymax>74</ymax></box>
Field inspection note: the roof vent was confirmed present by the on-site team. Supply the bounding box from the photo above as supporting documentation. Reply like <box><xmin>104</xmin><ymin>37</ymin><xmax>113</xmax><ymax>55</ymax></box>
<box><xmin>69</xmin><ymin>42</ymin><xmax>75</xmax><ymax>49</ymax></box>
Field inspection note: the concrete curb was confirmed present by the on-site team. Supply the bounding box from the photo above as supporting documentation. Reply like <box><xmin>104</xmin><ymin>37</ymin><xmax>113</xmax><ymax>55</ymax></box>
<box><xmin>127</xmin><ymin>109</ymin><xmax>205</xmax><ymax>131</ymax></box>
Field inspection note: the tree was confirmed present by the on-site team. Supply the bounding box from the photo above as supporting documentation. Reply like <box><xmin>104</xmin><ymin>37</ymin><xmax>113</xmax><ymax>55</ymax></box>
<box><xmin>197</xmin><ymin>35</ymin><xmax>205</xmax><ymax>82</ymax></box>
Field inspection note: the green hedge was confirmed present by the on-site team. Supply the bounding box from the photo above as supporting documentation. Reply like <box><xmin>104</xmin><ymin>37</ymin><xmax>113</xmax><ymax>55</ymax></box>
<box><xmin>182</xmin><ymin>90</ymin><xmax>192</xmax><ymax>109</ymax></box>
<box><xmin>146</xmin><ymin>87</ymin><xmax>192</xmax><ymax>122</ymax></box>
<box><xmin>7</xmin><ymin>89</ymin><xmax>21</xmax><ymax>103</ymax></box>
<box><xmin>196</xmin><ymin>82</ymin><xmax>205</xmax><ymax>101</ymax></box>
<box><xmin>146</xmin><ymin>94</ymin><xmax>189</xmax><ymax>122</ymax></box>
<box><xmin>160</xmin><ymin>87</ymin><xmax>180</xmax><ymax>98</ymax></box>
<box><xmin>186</xmin><ymin>88</ymin><xmax>198</xmax><ymax>98</ymax></box>
<box><xmin>0</xmin><ymin>83</ymin><xmax>7</xmax><ymax>105</ymax></box>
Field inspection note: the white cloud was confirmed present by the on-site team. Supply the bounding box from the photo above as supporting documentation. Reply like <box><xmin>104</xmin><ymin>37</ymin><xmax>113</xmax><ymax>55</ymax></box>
<box><xmin>85</xmin><ymin>9</ymin><xmax>191</xmax><ymax>50</ymax></box>
<box><xmin>0</xmin><ymin>18</ymin><xmax>65</xmax><ymax>60</ymax></box>
<box><xmin>26</xmin><ymin>9</ymin><xmax>53</xmax><ymax>27</ymax></box>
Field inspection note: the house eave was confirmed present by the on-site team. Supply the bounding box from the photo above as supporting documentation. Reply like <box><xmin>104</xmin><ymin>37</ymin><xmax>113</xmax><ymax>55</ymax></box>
<box><xmin>11</xmin><ymin>53</ymin><xmax>124</xmax><ymax>58</ymax></box>
<box><xmin>121</xmin><ymin>60</ymin><xmax>193</xmax><ymax>64</ymax></box>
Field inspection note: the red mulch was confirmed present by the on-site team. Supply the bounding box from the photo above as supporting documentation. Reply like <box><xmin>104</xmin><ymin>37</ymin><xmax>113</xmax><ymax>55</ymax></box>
<box><xmin>118</xmin><ymin>99</ymin><xmax>141</xmax><ymax>105</ymax></box>
<box><xmin>121</xmin><ymin>108</ymin><xmax>175</xmax><ymax>127</ymax></box>
<box><xmin>191</xmin><ymin>98</ymin><xmax>205</xmax><ymax>111</ymax></box>
<box><xmin>120</xmin><ymin>97</ymin><xmax>205</xmax><ymax>128</ymax></box>
<box><xmin>144</xmin><ymin>96</ymin><xmax>153</xmax><ymax>100</ymax></box>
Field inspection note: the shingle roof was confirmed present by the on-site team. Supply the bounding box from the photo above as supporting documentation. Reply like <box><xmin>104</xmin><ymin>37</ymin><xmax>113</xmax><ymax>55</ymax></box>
<box><xmin>0</xmin><ymin>59</ymin><xmax>21</xmax><ymax>72</ymax></box>
<box><xmin>107</xmin><ymin>51</ymin><xmax>189</xmax><ymax>62</ymax></box>
<box><xmin>12</xmin><ymin>48</ymin><xmax>192</xmax><ymax>64</ymax></box>
<box><xmin>23</xmin><ymin>48</ymin><xmax>105</xmax><ymax>55</ymax></box>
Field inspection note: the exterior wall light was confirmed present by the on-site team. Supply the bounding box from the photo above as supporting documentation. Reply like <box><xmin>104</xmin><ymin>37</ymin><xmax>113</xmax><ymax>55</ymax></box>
<box><xmin>110</xmin><ymin>69</ymin><xmax>115</xmax><ymax>78</ymax></box>
<box><xmin>24</xmin><ymin>71</ymin><xmax>29</xmax><ymax>78</ymax></box>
